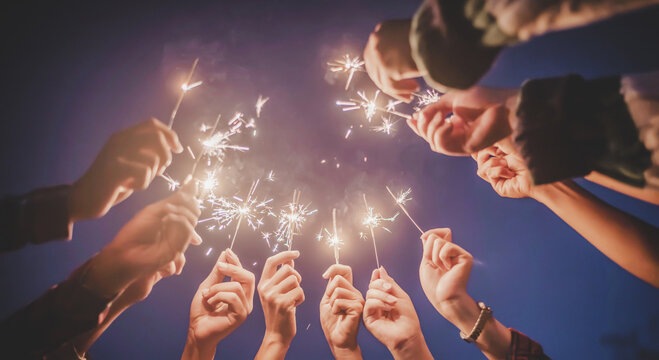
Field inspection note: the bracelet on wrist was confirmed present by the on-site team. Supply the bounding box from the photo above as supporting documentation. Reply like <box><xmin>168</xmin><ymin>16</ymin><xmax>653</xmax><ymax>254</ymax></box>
<box><xmin>460</xmin><ymin>301</ymin><xmax>492</xmax><ymax>343</ymax></box>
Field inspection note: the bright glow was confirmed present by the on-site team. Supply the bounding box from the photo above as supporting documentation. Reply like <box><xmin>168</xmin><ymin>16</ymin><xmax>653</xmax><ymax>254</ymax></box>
<box><xmin>327</xmin><ymin>54</ymin><xmax>365</xmax><ymax>90</ymax></box>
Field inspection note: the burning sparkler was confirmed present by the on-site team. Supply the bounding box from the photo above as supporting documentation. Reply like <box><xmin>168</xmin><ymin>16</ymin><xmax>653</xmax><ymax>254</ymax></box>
<box><xmin>337</xmin><ymin>90</ymin><xmax>411</xmax><ymax>122</ymax></box>
<box><xmin>168</xmin><ymin>57</ymin><xmax>201</xmax><ymax>128</ymax></box>
<box><xmin>317</xmin><ymin>208</ymin><xmax>343</xmax><ymax>264</ymax></box>
<box><xmin>160</xmin><ymin>173</ymin><xmax>180</xmax><ymax>191</ymax></box>
<box><xmin>328</xmin><ymin>54</ymin><xmax>365</xmax><ymax>90</ymax></box>
<box><xmin>362</xmin><ymin>194</ymin><xmax>398</xmax><ymax>268</ymax></box>
<box><xmin>203</xmin><ymin>179</ymin><xmax>273</xmax><ymax>250</ymax></box>
<box><xmin>275</xmin><ymin>190</ymin><xmax>317</xmax><ymax>250</ymax></box>
<box><xmin>372</xmin><ymin>116</ymin><xmax>397</xmax><ymax>135</ymax></box>
<box><xmin>385</xmin><ymin>186</ymin><xmax>423</xmax><ymax>234</ymax></box>
<box><xmin>256</xmin><ymin>95</ymin><xmax>269</xmax><ymax>118</ymax></box>
<box><xmin>415</xmin><ymin>89</ymin><xmax>441</xmax><ymax>108</ymax></box>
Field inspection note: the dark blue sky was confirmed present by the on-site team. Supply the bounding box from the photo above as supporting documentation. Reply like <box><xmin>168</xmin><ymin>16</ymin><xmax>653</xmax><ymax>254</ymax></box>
<box><xmin>1</xmin><ymin>1</ymin><xmax>658</xmax><ymax>359</ymax></box>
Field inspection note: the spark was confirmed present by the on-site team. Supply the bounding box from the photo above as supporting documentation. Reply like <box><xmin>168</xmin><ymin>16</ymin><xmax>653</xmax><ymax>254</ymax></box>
<box><xmin>386</xmin><ymin>99</ymin><xmax>404</xmax><ymax>112</ymax></box>
<box><xmin>168</xmin><ymin>57</ymin><xmax>200</xmax><ymax>128</ymax></box>
<box><xmin>363</xmin><ymin>157</ymin><xmax>367</xmax><ymax>162</ymax></box>
<box><xmin>336</xmin><ymin>163</ymin><xmax>340</xmax><ymax>169</ymax></box>
<box><xmin>372</xmin><ymin>116</ymin><xmax>397</xmax><ymax>135</ymax></box>
<box><xmin>205</xmin><ymin>248</ymin><xmax>213</xmax><ymax>256</ymax></box>
<box><xmin>321</xmin><ymin>159</ymin><xmax>327</xmax><ymax>164</ymax></box>
<box><xmin>256</xmin><ymin>95</ymin><xmax>270</xmax><ymax>118</ymax></box>
<box><xmin>327</xmin><ymin>54</ymin><xmax>365</xmax><ymax>90</ymax></box>
<box><xmin>337</xmin><ymin>90</ymin><xmax>411</xmax><ymax>122</ymax></box>
<box><xmin>160</xmin><ymin>173</ymin><xmax>180</xmax><ymax>191</ymax></box>
<box><xmin>386</xmin><ymin>186</ymin><xmax>423</xmax><ymax>234</ymax></box>
<box><xmin>253</xmin><ymin>261</ymin><xmax>258</xmax><ymax>266</ymax></box>
<box><xmin>182</xmin><ymin>80</ymin><xmax>203</xmax><ymax>91</ymax></box>
<box><xmin>275</xmin><ymin>190</ymin><xmax>317</xmax><ymax>250</ymax></box>
<box><xmin>187</xmin><ymin>146</ymin><xmax>196</xmax><ymax>159</ymax></box>
<box><xmin>262</xmin><ymin>232</ymin><xmax>273</xmax><ymax>248</ymax></box>
<box><xmin>199</xmin><ymin>170</ymin><xmax>219</xmax><ymax>195</ymax></box>
<box><xmin>306</xmin><ymin>323</ymin><xmax>311</xmax><ymax>331</ymax></box>
<box><xmin>415</xmin><ymin>89</ymin><xmax>441</xmax><ymax>107</ymax></box>
<box><xmin>200</xmin><ymin>123</ymin><xmax>211</xmax><ymax>132</ymax></box>
<box><xmin>317</xmin><ymin>208</ymin><xmax>343</xmax><ymax>264</ymax></box>
<box><xmin>266</xmin><ymin>170</ymin><xmax>276</xmax><ymax>182</ymax></box>
<box><xmin>345</xmin><ymin>127</ymin><xmax>353</xmax><ymax>139</ymax></box>
<box><xmin>204</xmin><ymin>179</ymin><xmax>273</xmax><ymax>250</ymax></box>
<box><xmin>362</xmin><ymin>193</ymin><xmax>398</xmax><ymax>268</ymax></box>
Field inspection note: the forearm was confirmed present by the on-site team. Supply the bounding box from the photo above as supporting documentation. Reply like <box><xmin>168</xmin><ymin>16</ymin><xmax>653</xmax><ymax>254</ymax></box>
<box><xmin>331</xmin><ymin>345</ymin><xmax>363</xmax><ymax>360</ymax></box>
<box><xmin>254</xmin><ymin>333</ymin><xmax>291</xmax><ymax>360</ymax></box>
<box><xmin>389</xmin><ymin>332</ymin><xmax>434</xmax><ymax>360</ymax></box>
<box><xmin>438</xmin><ymin>294</ymin><xmax>510</xmax><ymax>360</ymax></box>
<box><xmin>181</xmin><ymin>331</ymin><xmax>217</xmax><ymax>360</ymax></box>
<box><xmin>532</xmin><ymin>180</ymin><xmax>659</xmax><ymax>287</ymax></box>
<box><xmin>585</xmin><ymin>171</ymin><xmax>659</xmax><ymax>205</ymax></box>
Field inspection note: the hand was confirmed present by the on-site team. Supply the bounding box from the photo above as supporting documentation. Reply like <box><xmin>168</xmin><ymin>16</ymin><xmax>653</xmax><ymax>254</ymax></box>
<box><xmin>183</xmin><ymin>249</ymin><xmax>255</xmax><ymax>360</ymax></box>
<box><xmin>364</xmin><ymin>20</ymin><xmax>421</xmax><ymax>102</ymax></box>
<box><xmin>320</xmin><ymin>264</ymin><xmax>364</xmax><ymax>359</ymax></box>
<box><xmin>473</xmin><ymin>138</ymin><xmax>533</xmax><ymax>198</ymax></box>
<box><xmin>255</xmin><ymin>251</ymin><xmax>304</xmax><ymax>360</ymax></box>
<box><xmin>70</xmin><ymin>117</ymin><xmax>183</xmax><ymax>222</ymax></box>
<box><xmin>408</xmin><ymin>87</ymin><xmax>518</xmax><ymax>155</ymax></box>
<box><xmin>88</xmin><ymin>186</ymin><xmax>201</xmax><ymax>298</ymax></box>
<box><xmin>363</xmin><ymin>267</ymin><xmax>432</xmax><ymax>360</ymax></box>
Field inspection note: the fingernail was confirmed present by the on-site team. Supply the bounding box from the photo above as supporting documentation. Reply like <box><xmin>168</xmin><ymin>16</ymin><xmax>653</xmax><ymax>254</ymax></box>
<box><xmin>201</xmin><ymin>288</ymin><xmax>209</xmax><ymax>296</ymax></box>
<box><xmin>227</xmin><ymin>248</ymin><xmax>236</xmax><ymax>256</ymax></box>
<box><xmin>322</xmin><ymin>269</ymin><xmax>329</xmax><ymax>279</ymax></box>
<box><xmin>383</xmin><ymin>282</ymin><xmax>392</xmax><ymax>290</ymax></box>
<box><xmin>293</xmin><ymin>250</ymin><xmax>300</xmax><ymax>256</ymax></box>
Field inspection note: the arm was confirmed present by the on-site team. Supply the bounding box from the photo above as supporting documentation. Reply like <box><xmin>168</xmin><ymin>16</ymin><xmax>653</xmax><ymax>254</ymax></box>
<box><xmin>320</xmin><ymin>264</ymin><xmax>364</xmax><ymax>360</ymax></box>
<box><xmin>363</xmin><ymin>267</ymin><xmax>433</xmax><ymax>360</ymax></box>
<box><xmin>254</xmin><ymin>251</ymin><xmax>305</xmax><ymax>360</ymax></box>
<box><xmin>532</xmin><ymin>180</ymin><xmax>659</xmax><ymax>287</ymax></box>
<box><xmin>585</xmin><ymin>171</ymin><xmax>659</xmax><ymax>205</ymax></box>
<box><xmin>182</xmin><ymin>249</ymin><xmax>255</xmax><ymax>360</ymax></box>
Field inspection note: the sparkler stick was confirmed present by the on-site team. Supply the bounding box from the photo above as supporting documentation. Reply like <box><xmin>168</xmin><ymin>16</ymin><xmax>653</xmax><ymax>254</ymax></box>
<box><xmin>288</xmin><ymin>190</ymin><xmax>300</xmax><ymax>250</ymax></box>
<box><xmin>168</xmin><ymin>58</ymin><xmax>200</xmax><ymax>128</ymax></box>
<box><xmin>386</xmin><ymin>186</ymin><xmax>423</xmax><ymax>234</ymax></box>
<box><xmin>332</xmin><ymin>208</ymin><xmax>340</xmax><ymax>264</ymax></box>
<box><xmin>317</xmin><ymin>208</ymin><xmax>343</xmax><ymax>264</ymax></box>
<box><xmin>363</xmin><ymin>194</ymin><xmax>380</xmax><ymax>269</ymax></box>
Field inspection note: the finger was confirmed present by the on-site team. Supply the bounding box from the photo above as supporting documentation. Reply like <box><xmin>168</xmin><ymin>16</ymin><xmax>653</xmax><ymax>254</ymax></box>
<box><xmin>161</xmin><ymin>213</ymin><xmax>195</xmax><ymax>255</ymax></box>
<box><xmin>366</xmin><ymin>289</ymin><xmax>397</xmax><ymax>306</ymax></box>
<box><xmin>225</xmin><ymin>248</ymin><xmax>243</xmax><ymax>268</ymax></box>
<box><xmin>116</xmin><ymin>157</ymin><xmax>152</xmax><ymax>191</ymax></box>
<box><xmin>137</xmin><ymin>118</ymin><xmax>183</xmax><ymax>153</ymax></box>
<box><xmin>217</xmin><ymin>262</ymin><xmax>255</xmax><ymax>302</ymax></box>
<box><xmin>268</xmin><ymin>264</ymin><xmax>302</xmax><ymax>287</ymax></box>
<box><xmin>165</xmin><ymin>191</ymin><xmax>201</xmax><ymax>218</ymax></box>
<box><xmin>130</xmin><ymin>131</ymin><xmax>173</xmax><ymax>172</ymax></box>
<box><xmin>321</xmin><ymin>264</ymin><xmax>353</xmax><ymax>283</ymax></box>
<box><xmin>160</xmin><ymin>260</ymin><xmax>177</xmax><ymax>278</ymax></box>
<box><xmin>271</xmin><ymin>274</ymin><xmax>301</xmax><ymax>295</ymax></box>
<box><xmin>206</xmin><ymin>282</ymin><xmax>248</xmax><ymax>309</ymax></box>
<box><xmin>369</xmin><ymin>278</ymin><xmax>393</xmax><ymax>293</ymax></box>
<box><xmin>370</xmin><ymin>268</ymin><xmax>381</xmax><ymax>282</ymax></box>
<box><xmin>487</xmin><ymin>165</ymin><xmax>515</xmax><ymax>180</ymax></box>
<box><xmin>332</xmin><ymin>298</ymin><xmax>364</xmax><ymax>315</ymax></box>
<box><xmin>421</xmin><ymin>228</ymin><xmax>452</xmax><ymax>243</ymax></box>
<box><xmin>163</xmin><ymin>203</ymin><xmax>198</xmax><ymax>228</ymax></box>
<box><xmin>174</xmin><ymin>252</ymin><xmax>186</xmax><ymax>275</ymax></box>
<box><xmin>364</xmin><ymin>298</ymin><xmax>392</xmax><ymax>318</ymax></box>
<box><xmin>329</xmin><ymin>287</ymin><xmax>363</xmax><ymax>309</ymax></box>
<box><xmin>282</xmin><ymin>286</ymin><xmax>305</xmax><ymax>308</ymax></box>
<box><xmin>376</xmin><ymin>267</ymin><xmax>408</xmax><ymax>299</ymax></box>
<box><xmin>324</xmin><ymin>275</ymin><xmax>355</xmax><ymax>298</ymax></box>
<box><xmin>425</xmin><ymin>111</ymin><xmax>446</xmax><ymax>148</ymax></box>
<box><xmin>207</xmin><ymin>291</ymin><xmax>245</xmax><ymax>315</ymax></box>
<box><xmin>406</xmin><ymin>117</ymin><xmax>421</xmax><ymax>137</ymax></box>
<box><xmin>261</xmin><ymin>251</ymin><xmax>300</xmax><ymax>281</ymax></box>
<box><xmin>126</xmin><ymin>148</ymin><xmax>160</xmax><ymax>179</ymax></box>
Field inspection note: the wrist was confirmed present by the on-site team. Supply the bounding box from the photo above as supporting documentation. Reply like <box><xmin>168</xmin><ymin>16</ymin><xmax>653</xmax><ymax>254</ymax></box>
<box><xmin>255</xmin><ymin>332</ymin><xmax>291</xmax><ymax>360</ymax></box>
<box><xmin>529</xmin><ymin>180</ymin><xmax>577</xmax><ymax>204</ymax></box>
<box><xmin>389</xmin><ymin>331</ymin><xmax>433</xmax><ymax>360</ymax></box>
<box><xmin>181</xmin><ymin>329</ymin><xmax>216</xmax><ymax>360</ymax></box>
<box><xmin>436</xmin><ymin>292</ymin><xmax>480</xmax><ymax>333</ymax></box>
<box><xmin>331</xmin><ymin>344</ymin><xmax>362</xmax><ymax>360</ymax></box>
<box><xmin>85</xmin><ymin>249</ymin><xmax>135</xmax><ymax>298</ymax></box>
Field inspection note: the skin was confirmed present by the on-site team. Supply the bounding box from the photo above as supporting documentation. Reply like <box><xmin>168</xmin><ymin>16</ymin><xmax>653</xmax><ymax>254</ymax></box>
<box><xmin>419</xmin><ymin>228</ymin><xmax>512</xmax><ymax>360</ymax></box>
<box><xmin>254</xmin><ymin>251</ymin><xmax>305</xmax><ymax>360</ymax></box>
<box><xmin>408</xmin><ymin>87</ymin><xmax>518</xmax><ymax>156</ymax></box>
<box><xmin>474</xmin><ymin>142</ymin><xmax>659</xmax><ymax>287</ymax></box>
<box><xmin>319</xmin><ymin>264</ymin><xmax>364</xmax><ymax>360</ymax></box>
<box><xmin>363</xmin><ymin>20</ymin><xmax>422</xmax><ymax>102</ymax></box>
<box><xmin>182</xmin><ymin>249</ymin><xmax>255</xmax><ymax>360</ymax></box>
<box><xmin>362</xmin><ymin>267</ymin><xmax>433</xmax><ymax>360</ymax></box>
<box><xmin>68</xmin><ymin>117</ymin><xmax>183</xmax><ymax>225</ymax></box>
<box><xmin>84</xmin><ymin>184</ymin><xmax>201</xmax><ymax>299</ymax></box>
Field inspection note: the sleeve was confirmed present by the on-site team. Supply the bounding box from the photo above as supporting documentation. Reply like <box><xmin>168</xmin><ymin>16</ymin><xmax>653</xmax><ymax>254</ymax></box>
<box><xmin>0</xmin><ymin>185</ymin><xmax>73</xmax><ymax>253</ymax></box>
<box><xmin>508</xmin><ymin>328</ymin><xmax>551</xmax><ymax>359</ymax></box>
<box><xmin>513</xmin><ymin>74</ymin><xmax>652</xmax><ymax>187</ymax></box>
<box><xmin>0</xmin><ymin>258</ymin><xmax>114</xmax><ymax>359</ymax></box>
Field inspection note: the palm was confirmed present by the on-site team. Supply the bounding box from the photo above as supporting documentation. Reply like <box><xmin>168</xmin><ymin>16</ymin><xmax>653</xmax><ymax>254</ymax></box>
<box><xmin>320</xmin><ymin>302</ymin><xmax>360</xmax><ymax>346</ymax></box>
<box><xmin>189</xmin><ymin>303</ymin><xmax>238</xmax><ymax>342</ymax></box>
<box><xmin>419</xmin><ymin>260</ymin><xmax>470</xmax><ymax>307</ymax></box>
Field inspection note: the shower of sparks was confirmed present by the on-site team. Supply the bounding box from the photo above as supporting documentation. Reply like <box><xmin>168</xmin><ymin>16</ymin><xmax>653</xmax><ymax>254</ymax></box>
<box><xmin>199</xmin><ymin>170</ymin><xmax>219</xmax><ymax>196</ymax></box>
<box><xmin>168</xmin><ymin>57</ymin><xmax>200</xmax><ymax>128</ymax></box>
<box><xmin>385</xmin><ymin>186</ymin><xmax>423</xmax><ymax>234</ymax></box>
<box><xmin>317</xmin><ymin>208</ymin><xmax>343</xmax><ymax>264</ymax></box>
<box><xmin>328</xmin><ymin>54</ymin><xmax>365</xmax><ymax>90</ymax></box>
<box><xmin>203</xmin><ymin>179</ymin><xmax>273</xmax><ymax>250</ymax></box>
<box><xmin>362</xmin><ymin>194</ymin><xmax>398</xmax><ymax>269</ymax></box>
<box><xmin>372</xmin><ymin>116</ymin><xmax>397</xmax><ymax>135</ymax></box>
<box><xmin>275</xmin><ymin>190</ymin><xmax>317</xmax><ymax>250</ymax></box>
<box><xmin>188</xmin><ymin>114</ymin><xmax>223</xmax><ymax>182</ymax></box>
<box><xmin>414</xmin><ymin>89</ymin><xmax>441</xmax><ymax>111</ymax></box>
<box><xmin>266</xmin><ymin>170</ymin><xmax>276</xmax><ymax>182</ymax></box>
<box><xmin>262</xmin><ymin>232</ymin><xmax>273</xmax><ymax>248</ymax></box>
<box><xmin>160</xmin><ymin>173</ymin><xmax>180</xmax><ymax>191</ymax></box>
<box><xmin>205</xmin><ymin>248</ymin><xmax>213</xmax><ymax>256</ymax></box>
<box><xmin>337</xmin><ymin>90</ymin><xmax>411</xmax><ymax>122</ymax></box>
<box><xmin>256</xmin><ymin>95</ymin><xmax>270</xmax><ymax>118</ymax></box>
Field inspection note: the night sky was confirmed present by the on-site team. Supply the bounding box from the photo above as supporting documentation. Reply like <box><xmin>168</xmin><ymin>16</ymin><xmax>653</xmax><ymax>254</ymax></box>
<box><xmin>1</xmin><ymin>1</ymin><xmax>659</xmax><ymax>359</ymax></box>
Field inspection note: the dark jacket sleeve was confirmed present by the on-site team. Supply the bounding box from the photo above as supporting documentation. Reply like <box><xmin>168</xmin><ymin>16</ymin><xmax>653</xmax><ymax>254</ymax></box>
<box><xmin>513</xmin><ymin>74</ymin><xmax>652</xmax><ymax>186</ymax></box>
<box><xmin>0</xmin><ymin>185</ymin><xmax>73</xmax><ymax>253</ymax></box>
<box><xmin>509</xmin><ymin>328</ymin><xmax>551</xmax><ymax>360</ymax></box>
<box><xmin>0</xmin><ymin>258</ymin><xmax>113</xmax><ymax>359</ymax></box>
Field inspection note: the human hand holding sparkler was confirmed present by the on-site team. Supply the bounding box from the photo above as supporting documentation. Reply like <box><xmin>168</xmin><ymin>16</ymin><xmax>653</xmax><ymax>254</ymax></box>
<box><xmin>408</xmin><ymin>87</ymin><xmax>518</xmax><ymax>156</ymax></box>
<box><xmin>363</xmin><ymin>267</ymin><xmax>433</xmax><ymax>360</ymax></box>
<box><xmin>320</xmin><ymin>264</ymin><xmax>364</xmax><ymax>360</ymax></box>
<box><xmin>364</xmin><ymin>20</ymin><xmax>421</xmax><ymax>102</ymax></box>
<box><xmin>70</xmin><ymin>117</ymin><xmax>183</xmax><ymax>223</ymax></box>
<box><xmin>182</xmin><ymin>249</ymin><xmax>255</xmax><ymax>360</ymax></box>
<box><xmin>255</xmin><ymin>251</ymin><xmax>304</xmax><ymax>360</ymax></box>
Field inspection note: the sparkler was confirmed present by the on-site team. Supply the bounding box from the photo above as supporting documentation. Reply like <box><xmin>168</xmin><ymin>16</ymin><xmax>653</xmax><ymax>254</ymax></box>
<box><xmin>385</xmin><ymin>186</ymin><xmax>423</xmax><ymax>234</ymax></box>
<box><xmin>203</xmin><ymin>179</ymin><xmax>272</xmax><ymax>250</ymax></box>
<box><xmin>415</xmin><ymin>89</ymin><xmax>441</xmax><ymax>107</ymax></box>
<box><xmin>168</xmin><ymin>57</ymin><xmax>200</xmax><ymax>128</ymax></box>
<box><xmin>362</xmin><ymin>193</ymin><xmax>398</xmax><ymax>269</ymax></box>
<box><xmin>160</xmin><ymin>173</ymin><xmax>180</xmax><ymax>191</ymax></box>
<box><xmin>256</xmin><ymin>95</ymin><xmax>269</xmax><ymax>118</ymax></box>
<box><xmin>327</xmin><ymin>54</ymin><xmax>365</xmax><ymax>90</ymax></box>
<box><xmin>372</xmin><ymin>116</ymin><xmax>397</xmax><ymax>135</ymax></box>
<box><xmin>275</xmin><ymin>190</ymin><xmax>317</xmax><ymax>250</ymax></box>
<box><xmin>337</xmin><ymin>90</ymin><xmax>412</xmax><ymax>122</ymax></box>
<box><xmin>317</xmin><ymin>208</ymin><xmax>343</xmax><ymax>264</ymax></box>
